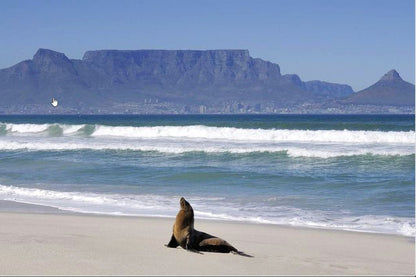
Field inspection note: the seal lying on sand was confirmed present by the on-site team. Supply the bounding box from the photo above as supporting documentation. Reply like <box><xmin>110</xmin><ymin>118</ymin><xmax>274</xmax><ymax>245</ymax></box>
<box><xmin>166</xmin><ymin>197</ymin><xmax>251</xmax><ymax>256</ymax></box>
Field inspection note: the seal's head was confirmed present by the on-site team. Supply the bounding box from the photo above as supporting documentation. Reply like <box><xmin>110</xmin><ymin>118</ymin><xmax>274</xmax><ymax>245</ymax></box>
<box><xmin>180</xmin><ymin>197</ymin><xmax>192</xmax><ymax>211</ymax></box>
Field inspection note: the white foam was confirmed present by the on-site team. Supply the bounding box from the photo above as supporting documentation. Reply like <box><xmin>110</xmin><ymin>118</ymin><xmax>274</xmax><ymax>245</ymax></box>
<box><xmin>285</xmin><ymin>147</ymin><xmax>413</xmax><ymax>158</ymax></box>
<box><xmin>0</xmin><ymin>138</ymin><xmax>413</xmax><ymax>158</ymax></box>
<box><xmin>1</xmin><ymin>184</ymin><xmax>413</xmax><ymax>236</ymax></box>
<box><xmin>399</xmin><ymin>222</ymin><xmax>416</xmax><ymax>237</ymax></box>
<box><xmin>92</xmin><ymin>125</ymin><xmax>415</xmax><ymax>144</ymax></box>
<box><xmin>2</xmin><ymin>123</ymin><xmax>414</xmax><ymax>144</ymax></box>
<box><xmin>1</xmin><ymin>123</ymin><xmax>414</xmax><ymax>158</ymax></box>
<box><xmin>5</xmin><ymin>123</ymin><xmax>50</xmax><ymax>133</ymax></box>
<box><xmin>0</xmin><ymin>184</ymin><xmax>178</xmax><ymax>215</ymax></box>
<box><xmin>2</xmin><ymin>123</ymin><xmax>86</xmax><ymax>135</ymax></box>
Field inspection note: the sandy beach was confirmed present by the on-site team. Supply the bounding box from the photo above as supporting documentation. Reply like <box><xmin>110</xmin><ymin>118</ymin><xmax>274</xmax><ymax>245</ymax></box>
<box><xmin>0</xmin><ymin>211</ymin><xmax>414</xmax><ymax>275</ymax></box>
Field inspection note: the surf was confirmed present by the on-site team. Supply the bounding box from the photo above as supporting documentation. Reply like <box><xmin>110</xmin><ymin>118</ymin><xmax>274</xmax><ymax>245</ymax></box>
<box><xmin>0</xmin><ymin>184</ymin><xmax>413</xmax><ymax>237</ymax></box>
<box><xmin>1</xmin><ymin>123</ymin><xmax>414</xmax><ymax>144</ymax></box>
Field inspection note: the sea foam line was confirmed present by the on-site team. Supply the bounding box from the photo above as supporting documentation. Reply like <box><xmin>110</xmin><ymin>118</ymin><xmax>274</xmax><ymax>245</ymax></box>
<box><xmin>1</xmin><ymin>123</ymin><xmax>415</xmax><ymax>144</ymax></box>
<box><xmin>0</xmin><ymin>140</ymin><xmax>413</xmax><ymax>157</ymax></box>
<box><xmin>92</xmin><ymin>125</ymin><xmax>415</xmax><ymax>144</ymax></box>
<box><xmin>3</xmin><ymin>123</ymin><xmax>85</xmax><ymax>135</ymax></box>
<box><xmin>0</xmin><ymin>184</ymin><xmax>413</xmax><ymax>236</ymax></box>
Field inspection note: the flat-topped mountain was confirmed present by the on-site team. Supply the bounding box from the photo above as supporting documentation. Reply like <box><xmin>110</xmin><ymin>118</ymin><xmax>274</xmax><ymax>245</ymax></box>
<box><xmin>344</xmin><ymin>70</ymin><xmax>415</xmax><ymax>106</ymax></box>
<box><xmin>0</xmin><ymin>49</ymin><xmax>413</xmax><ymax>114</ymax></box>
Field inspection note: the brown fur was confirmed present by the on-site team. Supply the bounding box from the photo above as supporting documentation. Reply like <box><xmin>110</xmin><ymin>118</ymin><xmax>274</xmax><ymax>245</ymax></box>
<box><xmin>166</xmin><ymin>197</ymin><xmax>240</xmax><ymax>253</ymax></box>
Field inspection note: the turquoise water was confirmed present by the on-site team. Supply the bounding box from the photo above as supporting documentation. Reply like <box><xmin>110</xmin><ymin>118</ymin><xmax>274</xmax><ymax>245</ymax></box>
<box><xmin>0</xmin><ymin>114</ymin><xmax>414</xmax><ymax>236</ymax></box>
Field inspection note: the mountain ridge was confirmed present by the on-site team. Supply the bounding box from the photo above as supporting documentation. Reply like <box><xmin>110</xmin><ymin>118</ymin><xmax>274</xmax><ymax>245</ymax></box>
<box><xmin>0</xmin><ymin>48</ymin><xmax>413</xmax><ymax>114</ymax></box>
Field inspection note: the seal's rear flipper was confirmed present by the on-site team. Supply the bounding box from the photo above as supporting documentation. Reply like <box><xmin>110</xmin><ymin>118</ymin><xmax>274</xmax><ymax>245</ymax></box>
<box><xmin>231</xmin><ymin>250</ymin><xmax>254</xmax><ymax>258</ymax></box>
<box><xmin>166</xmin><ymin>234</ymin><xmax>179</xmax><ymax>248</ymax></box>
<box><xmin>198</xmin><ymin>237</ymin><xmax>238</xmax><ymax>253</ymax></box>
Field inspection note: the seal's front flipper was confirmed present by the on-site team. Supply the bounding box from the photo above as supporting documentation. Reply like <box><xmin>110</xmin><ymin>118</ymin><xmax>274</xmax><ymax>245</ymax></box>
<box><xmin>165</xmin><ymin>234</ymin><xmax>179</xmax><ymax>248</ymax></box>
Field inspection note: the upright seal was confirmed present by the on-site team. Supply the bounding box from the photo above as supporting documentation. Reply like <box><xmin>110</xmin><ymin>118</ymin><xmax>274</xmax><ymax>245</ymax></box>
<box><xmin>166</xmin><ymin>197</ymin><xmax>251</xmax><ymax>255</ymax></box>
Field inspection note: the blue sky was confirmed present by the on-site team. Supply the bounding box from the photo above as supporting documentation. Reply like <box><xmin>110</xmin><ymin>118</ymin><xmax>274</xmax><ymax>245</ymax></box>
<box><xmin>0</xmin><ymin>0</ymin><xmax>414</xmax><ymax>91</ymax></box>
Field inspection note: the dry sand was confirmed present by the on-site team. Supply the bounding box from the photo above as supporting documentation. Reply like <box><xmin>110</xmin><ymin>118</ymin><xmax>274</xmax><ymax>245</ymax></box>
<box><xmin>0</xmin><ymin>212</ymin><xmax>414</xmax><ymax>275</ymax></box>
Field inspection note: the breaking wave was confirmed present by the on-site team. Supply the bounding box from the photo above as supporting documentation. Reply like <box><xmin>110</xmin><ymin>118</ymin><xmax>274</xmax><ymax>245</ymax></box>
<box><xmin>1</xmin><ymin>123</ymin><xmax>414</xmax><ymax>144</ymax></box>
<box><xmin>0</xmin><ymin>140</ymin><xmax>413</xmax><ymax>158</ymax></box>
<box><xmin>0</xmin><ymin>123</ymin><xmax>414</xmax><ymax>158</ymax></box>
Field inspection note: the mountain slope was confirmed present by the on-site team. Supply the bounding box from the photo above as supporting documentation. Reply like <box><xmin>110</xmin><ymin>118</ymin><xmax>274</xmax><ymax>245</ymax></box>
<box><xmin>1</xmin><ymin>48</ymin><xmax>412</xmax><ymax>114</ymax></box>
<box><xmin>345</xmin><ymin>70</ymin><xmax>415</xmax><ymax>106</ymax></box>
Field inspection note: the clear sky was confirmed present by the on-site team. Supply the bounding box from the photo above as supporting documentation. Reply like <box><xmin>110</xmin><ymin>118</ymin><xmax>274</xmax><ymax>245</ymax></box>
<box><xmin>0</xmin><ymin>0</ymin><xmax>414</xmax><ymax>91</ymax></box>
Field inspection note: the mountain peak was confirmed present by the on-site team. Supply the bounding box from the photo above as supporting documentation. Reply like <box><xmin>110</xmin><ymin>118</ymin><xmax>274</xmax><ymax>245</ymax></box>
<box><xmin>345</xmin><ymin>69</ymin><xmax>414</xmax><ymax>106</ymax></box>
<box><xmin>33</xmin><ymin>48</ymin><xmax>70</xmax><ymax>63</ymax></box>
<box><xmin>31</xmin><ymin>48</ymin><xmax>75</xmax><ymax>75</ymax></box>
<box><xmin>379</xmin><ymin>69</ymin><xmax>402</xmax><ymax>82</ymax></box>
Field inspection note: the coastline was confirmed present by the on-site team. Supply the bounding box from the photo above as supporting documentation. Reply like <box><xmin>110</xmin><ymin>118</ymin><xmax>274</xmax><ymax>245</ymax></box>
<box><xmin>1</xmin><ymin>199</ymin><xmax>413</xmax><ymax>237</ymax></box>
<box><xmin>1</xmin><ymin>208</ymin><xmax>414</xmax><ymax>275</ymax></box>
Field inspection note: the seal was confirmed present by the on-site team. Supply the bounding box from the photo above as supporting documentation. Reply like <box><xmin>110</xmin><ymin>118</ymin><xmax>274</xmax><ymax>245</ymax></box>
<box><xmin>166</xmin><ymin>197</ymin><xmax>249</xmax><ymax>255</ymax></box>
<box><xmin>166</xmin><ymin>197</ymin><xmax>195</xmax><ymax>249</ymax></box>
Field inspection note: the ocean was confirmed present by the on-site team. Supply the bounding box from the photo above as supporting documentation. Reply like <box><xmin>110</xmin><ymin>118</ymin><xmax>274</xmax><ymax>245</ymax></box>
<box><xmin>0</xmin><ymin>114</ymin><xmax>414</xmax><ymax>236</ymax></box>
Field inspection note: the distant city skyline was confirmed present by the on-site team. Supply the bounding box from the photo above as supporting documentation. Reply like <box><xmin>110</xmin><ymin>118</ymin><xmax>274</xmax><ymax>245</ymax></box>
<box><xmin>0</xmin><ymin>0</ymin><xmax>414</xmax><ymax>91</ymax></box>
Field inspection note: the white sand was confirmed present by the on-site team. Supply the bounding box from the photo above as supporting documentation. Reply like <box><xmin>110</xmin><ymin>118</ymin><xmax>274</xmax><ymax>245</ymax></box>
<box><xmin>0</xmin><ymin>212</ymin><xmax>414</xmax><ymax>275</ymax></box>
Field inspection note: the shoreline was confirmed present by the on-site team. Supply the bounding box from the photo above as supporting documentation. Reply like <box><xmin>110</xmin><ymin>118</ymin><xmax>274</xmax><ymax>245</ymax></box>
<box><xmin>0</xmin><ymin>199</ymin><xmax>413</xmax><ymax>238</ymax></box>
<box><xmin>1</xmin><ymin>210</ymin><xmax>414</xmax><ymax>275</ymax></box>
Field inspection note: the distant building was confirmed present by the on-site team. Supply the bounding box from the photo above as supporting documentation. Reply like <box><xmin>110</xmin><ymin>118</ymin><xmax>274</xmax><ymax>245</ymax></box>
<box><xmin>237</xmin><ymin>103</ymin><xmax>244</xmax><ymax>112</ymax></box>
<box><xmin>199</xmin><ymin>105</ymin><xmax>207</xmax><ymax>114</ymax></box>
<box><xmin>224</xmin><ymin>104</ymin><xmax>232</xmax><ymax>113</ymax></box>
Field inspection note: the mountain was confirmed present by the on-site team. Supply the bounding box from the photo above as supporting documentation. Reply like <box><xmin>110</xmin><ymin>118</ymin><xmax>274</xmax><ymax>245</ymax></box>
<box><xmin>344</xmin><ymin>70</ymin><xmax>415</xmax><ymax>106</ymax></box>
<box><xmin>0</xmin><ymin>48</ymin><xmax>412</xmax><ymax>114</ymax></box>
<box><xmin>304</xmin><ymin>80</ymin><xmax>353</xmax><ymax>98</ymax></box>
<box><xmin>0</xmin><ymin>48</ymin><xmax>353</xmax><ymax>113</ymax></box>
